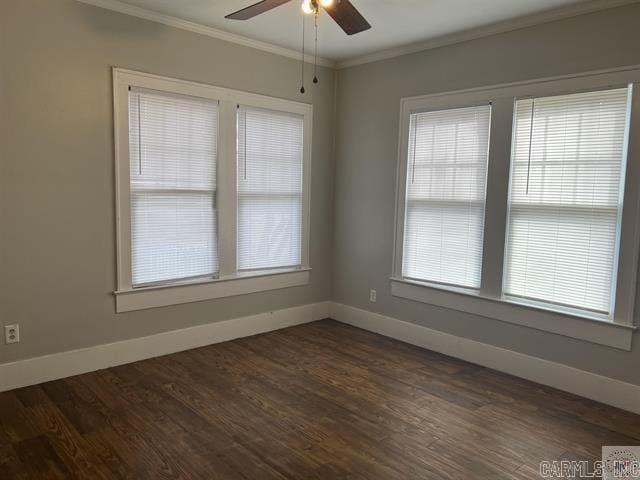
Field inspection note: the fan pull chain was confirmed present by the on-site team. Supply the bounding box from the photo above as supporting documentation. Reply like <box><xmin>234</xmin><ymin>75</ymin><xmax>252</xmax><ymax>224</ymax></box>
<box><xmin>313</xmin><ymin>10</ymin><xmax>319</xmax><ymax>84</ymax></box>
<box><xmin>300</xmin><ymin>13</ymin><xmax>306</xmax><ymax>94</ymax></box>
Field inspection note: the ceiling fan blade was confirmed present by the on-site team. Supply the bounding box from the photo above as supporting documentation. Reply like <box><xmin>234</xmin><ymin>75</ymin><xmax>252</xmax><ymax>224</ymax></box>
<box><xmin>323</xmin><ymin>0</ymin><xmax>371</xmax><ymax>35</ymax></box>
<box><xmin>226</xmin><ymin>0</ymin><xmax>292</xmax><ymax>20</ymax></box>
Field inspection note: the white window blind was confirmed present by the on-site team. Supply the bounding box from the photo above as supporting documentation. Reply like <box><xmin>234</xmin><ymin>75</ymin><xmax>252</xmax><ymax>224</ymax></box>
<box><xmin>402</xmin><ymin>105</ymin><xmax>491</xmax><ymax>289</ymax></box>
<box><xmin>128</xmin><ymin>88</ymin><xmax>219</xmax><ymax>286</ymax></box>
<box><xmin>237</xmin><ymin>106</ymin><xmax>304</xmax><ymax>271</ymax></box>
<box><xmin>504</xmin><ymin>87</ymin><xmax>631</xmax><ymax>315</ymax></box>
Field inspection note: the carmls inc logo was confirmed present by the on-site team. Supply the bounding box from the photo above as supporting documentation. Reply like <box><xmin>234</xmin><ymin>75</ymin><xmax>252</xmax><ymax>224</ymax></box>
<box><xmin>538</xmin><ymin>447</ymin><xmax>640</xmax><ymax>478</ymax></box>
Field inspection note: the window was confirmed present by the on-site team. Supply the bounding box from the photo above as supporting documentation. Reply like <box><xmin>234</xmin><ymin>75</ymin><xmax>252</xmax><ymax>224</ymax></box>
<box><xmin>114</xmin><ymin>69</ymin><xmax>312</xmax><ymax>312</ymax></box>
<box><xmin>392</xmin><ymin>70</ymin><xmax>639</xmax><ymax>350</ymax></box>
<box><xmin>237</xmin><ymin>106</ymin><xmax>304</xmax><ymax>271</ymax></box>
<box><xmin>504</xmin><ymin>88</ymin><xmax>632</xmax><ymax>317</ymax></box>
<box><xmin>128</xmin><ymin>88</ymin><xmax>219</xmax><ymax>286</ymax></box>
<box><xmin>402</xmin><ymin>105</ymin><xmax>491</xmax><ymax>289</ymax></box>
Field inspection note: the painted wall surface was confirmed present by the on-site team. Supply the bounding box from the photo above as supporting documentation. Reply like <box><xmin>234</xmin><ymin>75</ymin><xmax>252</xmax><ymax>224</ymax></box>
<box><xmin>333</xmin><ymin>4</ymin><xmax>640</xmax><ymax>385</ymax></box>
<box><xmin>0</xmin><ymin>0</ymin><xmax>335</xmax><ymax>364</ymax></box>
<box><xmin>2</xmin><ymin>0</ymin><xmax>640</xmax><ymax>390</ymax></box>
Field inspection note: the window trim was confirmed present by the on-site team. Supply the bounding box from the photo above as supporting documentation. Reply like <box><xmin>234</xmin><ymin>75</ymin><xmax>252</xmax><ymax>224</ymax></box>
<box><xmin>113</xmin><ymin>68</ymin><xmax>313</xmax><ymax>312</ymax></box>
<box><xmin>392</xmin><ymin>66</ymin><xmax>640</xmax><ymax>350</ymax></box>
<box><xmin>389</xmin><ymin>277</ymin><xmax>634</xmax><ymax>350</ymax></box>
<box><xmin>115</xmin><ymin>268</ymin><xmax>311</xmax><ymax>313</ymax></box>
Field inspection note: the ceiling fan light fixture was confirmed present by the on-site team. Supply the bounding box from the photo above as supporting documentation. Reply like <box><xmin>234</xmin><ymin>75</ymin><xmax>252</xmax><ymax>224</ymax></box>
<box><xmin>301</xmin><ymin>0</ymin><xmax>314</xmax><ymax>14</ymax></box>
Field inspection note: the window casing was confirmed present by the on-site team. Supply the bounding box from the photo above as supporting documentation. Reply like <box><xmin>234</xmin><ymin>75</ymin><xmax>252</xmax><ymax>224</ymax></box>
<box><xmin>113</xmin><ymin>69</ymin><xmax>312</xmax><ymax>312</ymax></box>
<box><xmin>392</xmin><ymin>68</ymin><xmax>640</xmax><ymax>350</ymax></box>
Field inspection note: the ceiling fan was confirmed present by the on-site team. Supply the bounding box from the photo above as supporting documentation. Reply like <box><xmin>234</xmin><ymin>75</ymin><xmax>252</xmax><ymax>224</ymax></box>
<box><xmin>225</xmin><ymin>0</ymin><xmax>371</xmax><ymax>36</ymax></box>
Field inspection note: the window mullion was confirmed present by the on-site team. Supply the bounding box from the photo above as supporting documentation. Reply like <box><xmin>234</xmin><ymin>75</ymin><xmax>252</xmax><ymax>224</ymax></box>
<box><xmin>480</xmin><ymin>98</ymin><xmax>514</xmax><ymax>299</ymax></box>
<box><xmin>217</xmin><ymin>100</ymin><xmax>238</xmax><ymax>277</ymax></box>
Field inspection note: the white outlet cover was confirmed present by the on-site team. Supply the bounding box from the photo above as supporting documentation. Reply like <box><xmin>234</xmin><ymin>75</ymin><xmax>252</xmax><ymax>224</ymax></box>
<box><xmin>369</xmin><ymin>290</ymin><xmax>377</xmax><ymax>302</ymax></box>
<box><xmin>5</xmin><ymin>324</ymin><xmax>19</xmax><ymax>344</ymax></box>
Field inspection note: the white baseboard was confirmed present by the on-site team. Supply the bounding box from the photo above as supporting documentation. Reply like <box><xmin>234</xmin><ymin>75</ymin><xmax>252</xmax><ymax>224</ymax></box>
<box><xmin>5</xmin><ymin>300</ymin><xmax>638</xmax><ymax>415</ymax></box>
<box><xmin>329</xmin><ymin>302</ymin><xmax>640</xmax><ymax>415</ymax></box>
<box><xmin>0</xmin><ymin>301</ymin><xmax>329</xmax><ymax>393</ymax></box>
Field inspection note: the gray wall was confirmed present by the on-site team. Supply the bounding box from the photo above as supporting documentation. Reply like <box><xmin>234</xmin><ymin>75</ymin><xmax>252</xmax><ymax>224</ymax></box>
<box><xmin>2</xmin><ymin>0</ymin><xmax>640</xmax><ymax>388</ymax></box>
<box><xmin>333</xmin><ymin>4</ymin><xmax>640</xmax><ymax>386</ymax></box>
<box><xmin>0</xmin><ymin>0</ymin><xmax>336</xmax><ymax>364</ymax></box>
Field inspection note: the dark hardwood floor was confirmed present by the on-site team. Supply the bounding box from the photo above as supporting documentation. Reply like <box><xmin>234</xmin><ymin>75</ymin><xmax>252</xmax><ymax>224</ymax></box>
<box><xmin>1</xmin><ymin>319</ymin><xmax>639</xmax><ymax>479</ymax></box>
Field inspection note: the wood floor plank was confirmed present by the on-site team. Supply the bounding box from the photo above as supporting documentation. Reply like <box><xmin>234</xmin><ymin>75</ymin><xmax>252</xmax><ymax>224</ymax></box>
<box><xmin>0</xmin><ymin>443</ymin><xmax>31</xmax><ymax>480</ymax></box>
<box><xmin>13</xmin><ymin>435</ymin><xmax>73</xmax><ymax>480</ymax></box>
<box><xmin>1</xmin><ymin>319</ymin><xmax>638</xmax><ymax>479</ymax></box>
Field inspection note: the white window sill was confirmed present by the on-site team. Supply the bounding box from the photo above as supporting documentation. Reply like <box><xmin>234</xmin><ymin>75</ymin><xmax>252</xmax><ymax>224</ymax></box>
<box><xmin>115</xmin><ymin>268</ymin><xmax>311</xmax><ymax>312</ymax></box>
<box><xmin>390</xmin><ymin>277</ymin><xmax>636</xmax><ymax>350</ymax></box>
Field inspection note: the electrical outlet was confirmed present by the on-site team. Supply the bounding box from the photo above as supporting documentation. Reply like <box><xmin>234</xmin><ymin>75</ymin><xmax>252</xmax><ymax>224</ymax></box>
<box><xmin>5</xmin><ymin>324</ymin><xmax>19</xmax><ymax>344</ymax></box>
<box><xmin>369</xmin><ymin>289</ymin><xmax>377</xmax><ymax>303</ymax></box>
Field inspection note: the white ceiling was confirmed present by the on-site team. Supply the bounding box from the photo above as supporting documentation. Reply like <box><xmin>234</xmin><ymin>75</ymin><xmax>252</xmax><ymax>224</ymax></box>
<box><xmin>91</xmin><ymin>0</ymin><xmax>628</xmax><ymax>63</ymax></box>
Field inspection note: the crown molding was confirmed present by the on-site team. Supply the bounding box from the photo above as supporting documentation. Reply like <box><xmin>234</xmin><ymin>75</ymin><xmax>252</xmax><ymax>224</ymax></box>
<box><xmin>74</xmin><ymin>0</ymin><xmax>336</xmax><ymax>68</ymax></box>
<box><xmin>75</xmin><ymin>0</ymin><xmax>639</xmax><ymax>71</ymax></box>
<box><xmin>336</xmin><ymin>0</ymin><xmax>640</xmax><ymax>69</ymax></box>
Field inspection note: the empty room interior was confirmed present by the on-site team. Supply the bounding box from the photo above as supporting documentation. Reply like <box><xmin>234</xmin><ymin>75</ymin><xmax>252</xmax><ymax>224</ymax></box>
<box><xmin>3</xmin><ymin>0</ymin><xmax>640</xmax><ymax>478</ymax></box>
